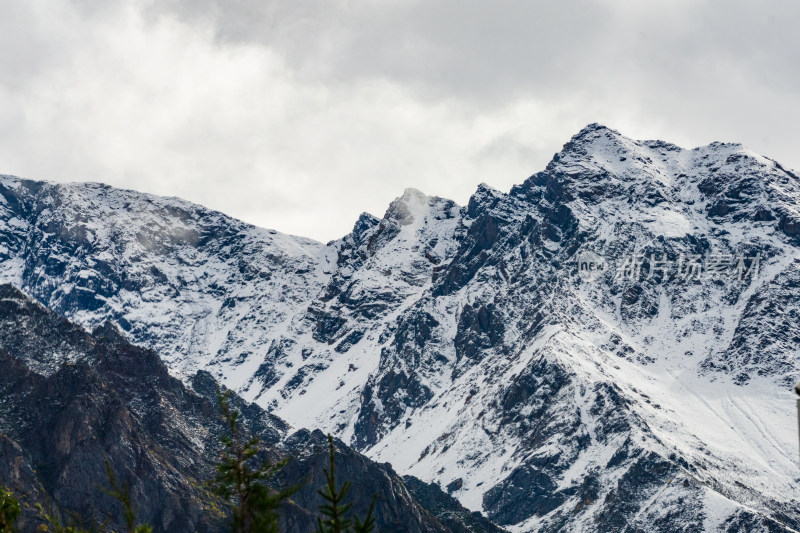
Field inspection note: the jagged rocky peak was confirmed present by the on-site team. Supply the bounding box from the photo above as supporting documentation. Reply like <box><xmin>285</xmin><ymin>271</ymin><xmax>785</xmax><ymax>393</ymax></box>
<box><xmin>556</xmin><ymin>122</ymin><xmax>683</xmax><ymax>165</ymax></box>
<box><xmin>561</xmin><ymin>123</ymin><xmax>784</xmax><ymax>183</ymax></box>
<box><xmin>331</xmin><ymin>186</ymin><xmax>462</xmax><ymax>269</ymax></box>
<box><xmin>382</xmin><ymin>187</ymin><xmax>462</xmax><ymax>229</ymax></box>
<box><xmin>524</xmin><ymin>123</ymin><xmax>800</xmax><ymax>232</ymax></box>
<box><xmin>350</xmin><ymin>212</ymin><xmax>381</xmax><ymax>240</ymax></box>
<box><xmin>465</xmin><ymin>183</ymin><xmax>505</xmax><ymax>218</ymax></box>
<box><xmin>385</xmin><ymin>187</ymin><xmax>430</xmax><ymax>225</ymax></box>
<box><xmin>309</xmin><ymin>186</ymin><xmax>463</xmax><ymax>345</ymax></box>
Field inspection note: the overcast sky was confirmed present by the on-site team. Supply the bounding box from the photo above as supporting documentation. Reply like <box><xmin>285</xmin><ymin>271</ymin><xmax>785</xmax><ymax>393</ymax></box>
<box><xmin>1</xmin><ymin>1</ymin><xmax>798</xmax><ymax>242</ymax></box>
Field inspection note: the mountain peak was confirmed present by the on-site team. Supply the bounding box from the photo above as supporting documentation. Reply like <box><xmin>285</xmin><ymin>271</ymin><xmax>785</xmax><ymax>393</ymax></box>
<box><xmin>400</xmin><ymin>187</ymin><xmax>429</xmax><ymax>202</ymax></box>
<box><xmin>551</xmin><ymin>123</ymin><xmax>637</xmax><ymax>166</ymax></box>
<box><xmin>384</xmin><ymin>188</ymin><xmax>434</xmax><ymax>226</ymax></box>
<box><xmin>571</xmin><ymin>122</ymin><xmax>621</xmax><ymax>141</ymax></box>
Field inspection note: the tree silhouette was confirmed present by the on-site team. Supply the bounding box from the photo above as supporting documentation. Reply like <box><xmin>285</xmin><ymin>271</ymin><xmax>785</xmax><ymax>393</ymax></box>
<box><xmin>316</xmin><ymin>435</ymin><xmax>376</xmax><ymax>533</ymax></box>
<box><xmin>211</xmin><ymin>390</ymin><xmax>299</xmax><ymax>533</ymax></box>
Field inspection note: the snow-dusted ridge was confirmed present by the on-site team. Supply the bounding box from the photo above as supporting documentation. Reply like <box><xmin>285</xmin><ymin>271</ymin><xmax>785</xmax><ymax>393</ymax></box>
<box><xmin>1</xmin><ymin>123</ymin><xmax>799</xmax><ymax>531</ymax></box>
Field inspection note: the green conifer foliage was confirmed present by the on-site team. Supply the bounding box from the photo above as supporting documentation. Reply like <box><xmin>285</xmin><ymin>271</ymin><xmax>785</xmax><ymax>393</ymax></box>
<box><xmin>211</xmin><ymin>390</ymin><xmax>299</xmax><ymax>533</ymax></box>
<box><xmin>103</xmin><ymin>462</ymin><xmax>152</xmax><ymax>533</ymax></box>
<box><xmin>316</xmin><ymin>435</ymin><xmax>376</xmax><ymax>533</ymax></box>
<box><xmin>0</xmin><ymin>486</ymin><xmax>20</xmax><ymax>533</ymax></box>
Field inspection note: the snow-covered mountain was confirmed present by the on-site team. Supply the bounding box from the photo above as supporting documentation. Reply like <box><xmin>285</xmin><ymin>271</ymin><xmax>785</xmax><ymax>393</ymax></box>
<box><xmin>1</xmin><ymin>124</ymin><xmax>798</xmax><ymax>531</ymax></box>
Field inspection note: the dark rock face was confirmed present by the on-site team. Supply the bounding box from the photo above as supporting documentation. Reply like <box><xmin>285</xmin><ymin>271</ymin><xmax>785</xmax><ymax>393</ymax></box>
<box><xmin>0</xmin><ymin>289</ymin><xmax>226</xmax><ymax>531</ymax></box>
<box><xmin>354</xmin><ymin>368</ymin><xmax>434</xmax><ymax>450</ymax></box>
<box><xmin>703</xmin><ymin>260</ymin><xmax>800</xmax><ymax>385</ymax></box>
<box><xmin>0</xmin><ymin>285</ymin><xmax>488</xmax><ymax>533</ymax></box>
<box><xmin>454</xmin><ymin>302</ymin><xmax>505</xmax><ymax>363</ymax></box>
<box><xmin>402</xmin><ymin>476</ymin><xmax>505</xmax><ymax>533</ymax></box>
<box><xmin>278</xmin><ymin>430</ymin><xmax>451</xmax><ymax>533</ymax></box>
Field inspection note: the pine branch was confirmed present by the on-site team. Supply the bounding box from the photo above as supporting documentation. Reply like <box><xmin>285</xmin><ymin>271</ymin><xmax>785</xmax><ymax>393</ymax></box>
<box><xmin>102</xmin><ymin>461</ymin><xmax>152</xmax><ymax>533</ymax></box>
<box><xmin>0</xmin><ymin>486</ymin><xmax>20</xmax><ymax>533</ymax></box>
<box><xmin>211</xmin><ymin>388</ymin><xmax>299</xmax><ymax>533</ymax></box>
<box><xmin>316</xmin><ymin>435</ymin><xmax>378</xmax><ymax>533</ymax></box>
<box><xmin>353</xmin><ymin>496</ymin><xmax>376</xmax><ymax>533</ymax></box>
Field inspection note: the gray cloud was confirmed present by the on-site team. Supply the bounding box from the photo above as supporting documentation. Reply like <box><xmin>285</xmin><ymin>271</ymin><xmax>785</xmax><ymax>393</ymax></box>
<box><xmin>146</xmin><ymin>0</ymin><xmax>800</xmax><ymax>100</ymax></box>
<box><xmin>1</xmin><ymin>0</ymin><xmax>798</xmax><ymax>241</ymax></box>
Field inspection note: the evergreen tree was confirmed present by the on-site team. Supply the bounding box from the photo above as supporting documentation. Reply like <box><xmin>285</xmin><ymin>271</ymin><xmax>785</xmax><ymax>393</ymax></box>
<box><xmin>102</xmin><ymin>462</ymin><xmax>152</xmax><ymax>533</ymax></box>
<box><xmin>36</xmin><ymin>502</ymin><xmax>99</xmax><ymax>533</ymax></box>
<box><xmin>316</xmin><ymin>435</ymin><xmax>376</xmax><ymax>533</ymax></box>
<box><xmin>211</xmin><ymin>390</ymin><xmax>299</xmax><ymax>533</ymax></box>
<box><xmin>352</xmin><ymin>499</ymin><xmax>376</xmax><ymax>533</ymax></box>
<box><xmin>0</xmin><ymin>486</ymin><xmax>20</xmax><ymax>533</ymax></box>
<box><xmin>36</xmin><ymin>461</ymin><xmax>147</xmax><ymax>533</ymax></box>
